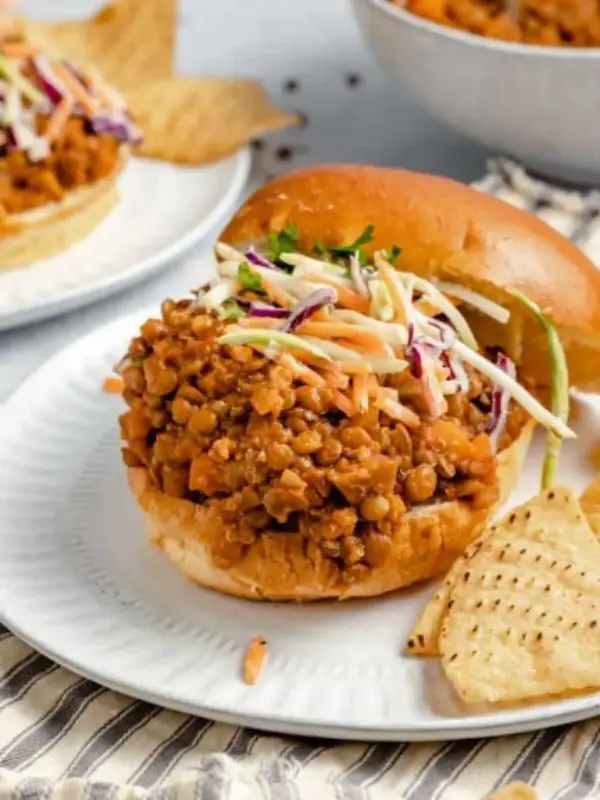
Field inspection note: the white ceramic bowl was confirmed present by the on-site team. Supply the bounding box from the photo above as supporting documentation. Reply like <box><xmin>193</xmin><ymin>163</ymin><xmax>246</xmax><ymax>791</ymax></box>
<box><xmin>351</xmin><ymin>0</ymin><xmax>600</xmax><ymax>184</ymax></box>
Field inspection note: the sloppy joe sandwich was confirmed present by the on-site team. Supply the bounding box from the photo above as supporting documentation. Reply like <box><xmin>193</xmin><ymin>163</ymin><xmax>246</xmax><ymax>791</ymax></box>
<box><xmin>117</xmin><ymin>164</ymin><xmax>598</xmax><ymax>602</ymax></box>
<box><xmin>0</xmin><ymin>24</ymin><xmax>140</xmax><ymax>269</ymax></box>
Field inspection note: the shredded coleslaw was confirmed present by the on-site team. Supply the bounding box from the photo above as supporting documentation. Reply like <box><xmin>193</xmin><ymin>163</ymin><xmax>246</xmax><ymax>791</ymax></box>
<box><xmin>0</xmin><ymin>29</ymin><xmax>141</xmax><ymax>163</ymax></box>
<box><xmin>210</xmin><ymin>238</ymin><xmax>574</xmax><ymax>446</ymax></box>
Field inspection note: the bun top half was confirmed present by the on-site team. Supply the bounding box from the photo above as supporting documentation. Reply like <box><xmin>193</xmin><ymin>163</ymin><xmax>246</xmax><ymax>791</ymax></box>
<box><xmin>221</xmin><ymin>164</ymin><xmax>600</xmax><ymax>390</ymax></box>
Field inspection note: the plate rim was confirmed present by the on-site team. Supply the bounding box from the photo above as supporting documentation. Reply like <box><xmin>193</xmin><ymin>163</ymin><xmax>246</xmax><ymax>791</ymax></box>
<box><xmin>0</xmin><ymin>148</ymin><xmax>251</xmax><ymax>333</ymax></box>
<box><xmin>2</xmin><ymin>308</ymin><xmax>600</xmax><ymax>741</ymax></box>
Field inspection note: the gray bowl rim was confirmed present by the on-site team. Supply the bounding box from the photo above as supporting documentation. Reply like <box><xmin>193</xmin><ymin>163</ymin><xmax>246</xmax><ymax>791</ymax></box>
<box><xmin>359</xmin><ymin>0</ymin><xmax>600</xmax><ymax>59</ymax></box>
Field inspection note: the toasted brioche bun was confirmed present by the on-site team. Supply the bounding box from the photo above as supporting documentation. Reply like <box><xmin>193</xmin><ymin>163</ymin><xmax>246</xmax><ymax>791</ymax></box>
<box><xmin>0</xmin><ymin>153</ymin><xmax>127</xmax><ymax>270</ymax></box>
<box><xmin>128</xmin><ymin>421</ymin><xmax>534</xmax><ymax>602</ymax></box>
<box><xmin>221</xmin><ymin>164</ymin><xmax>600</xmax><ymax>391</ymax></box>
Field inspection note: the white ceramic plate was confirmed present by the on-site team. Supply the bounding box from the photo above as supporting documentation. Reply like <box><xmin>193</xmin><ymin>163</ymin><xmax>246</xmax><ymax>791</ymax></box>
<box><xmin>1</xmin><ymin>310</ymin><xmax>600</xmax><ymax>741</ymax></box>
<box><xmin>0</xmin><ymin>151</ymin><xmax>251</xmax><ymax>332</ymax></box>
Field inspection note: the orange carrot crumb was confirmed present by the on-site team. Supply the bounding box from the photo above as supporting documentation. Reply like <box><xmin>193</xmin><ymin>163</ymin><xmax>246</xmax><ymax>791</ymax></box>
<box><xmin>243</xmin><ymin>636</ymin><xmax>267</xmax><ymax>685</ymax></box>
<box><xmin>103</xmin><ymin>375</ymin><xmax>124</xmax><ymax>394</ymax></box>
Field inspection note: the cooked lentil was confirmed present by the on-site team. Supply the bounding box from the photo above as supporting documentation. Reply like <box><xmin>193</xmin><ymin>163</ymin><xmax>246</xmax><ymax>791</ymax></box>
<box><xmin>0</xmin><ymin>117</ymin><xmax>120</xmax><ymax>217</ymax></box>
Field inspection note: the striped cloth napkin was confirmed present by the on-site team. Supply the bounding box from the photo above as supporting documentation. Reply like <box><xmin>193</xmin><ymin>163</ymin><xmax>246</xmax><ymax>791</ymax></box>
<box><xmin>2</xmin><ymin>159</ymin><xmax>600</xmax><ymax>800</ymax></box>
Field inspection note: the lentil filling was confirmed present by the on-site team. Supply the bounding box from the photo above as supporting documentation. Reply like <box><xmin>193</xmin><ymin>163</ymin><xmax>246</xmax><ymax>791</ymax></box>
<box><xmin>0</xmin><ymin>29</ymin><xmax>140</xmax><ymax>218</ymax></box>
<box><xmin>0</xmin><ymin>117</ymin><xmax>120</xmax><ymax>217</ymax></box>
<box><xmin>119</xmin><ymin>298</ymin><xmax>529</xmax><ymax>579</ymax></box>
<box><xmin>399</xmin><ymin>0</ymin><xmax>600</xmax><ymax>47</ymax></box>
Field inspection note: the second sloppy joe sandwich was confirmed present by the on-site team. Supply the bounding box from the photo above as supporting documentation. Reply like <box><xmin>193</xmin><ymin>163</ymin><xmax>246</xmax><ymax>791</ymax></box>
<box><xmin>117</xmin><ymin>165</ymin><xmax>600</xmax><ymax>602</ymax></box>
<box><xmin>0</xmin><ymin>23</ymin><xmax>141</xmax><ymax>269</ymax></box>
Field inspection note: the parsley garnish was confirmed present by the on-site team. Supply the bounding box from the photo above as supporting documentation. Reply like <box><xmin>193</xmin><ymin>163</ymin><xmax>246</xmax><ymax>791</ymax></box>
<box><xmin>387</xmin><ymin>244</ymin><xmax>402</xmax><ymax>266</ymax></box>
<box><xmin>237</xmin><ymin>262</ymin><xmax>265</xmax><ymax>293</ymax></box>
<box><xmin>268</xmin><ymin>222</ymin><xmax>300</xmax><ymax>262</ymax></box>
<box><xmin>314</xmin><ymin>225</ymin><xmax>375</xmax><ymax>258</ymax></box>
<box><xmin>218</xmin><ymin>299</ymin><xmax>245</xmax><ymax>320</ymax></box>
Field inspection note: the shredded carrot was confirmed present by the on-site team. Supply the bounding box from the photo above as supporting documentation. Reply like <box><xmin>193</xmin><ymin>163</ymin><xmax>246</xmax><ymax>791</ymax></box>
<box><xmin>374</xmin><ymin>253</ymin><xmax>408</xmax><ymax>324</ymax></box>
<box><xmin>243</xmin><ymin>636</ymin><xmax>267</xmax><ymax>685</ymax></box>
<box><xmin>297</xmin><ymin>321</ymin><xmax>384</xmax><ymax>352</ymax></box>
<box><xmin>324</xmin><ymin>369</ymin><xmax>350</xmax><ymax>390</ymax></box>
<box><xmin>414</xmin><ymin>295</ymin><xmax>460</xmax><ymax>316</ymax></box>
<box><xmin>337</xmin><ymin>339</ymin><xmax>388</xmax><ymax>357</ymax></box>
<box><xmin>85</xmin><ymin>68</ymin><xmax>118</xmax><ymax>111</ymax></box>
<box><xmin>280</xmin><ymin>352</ymin><xmax>348</xmax><ymax>390</ymax></box>
<box><xmin>287</xmin><ymin>348</ymin><xmax>328</xmax><ymax>369</ymax></box>
<box><xmin>103</xmin><ymin>375</ymin><xmax>124</xmax><ymax>394</ymax></box>
<box><xmin>44</xmin><ymin>96</ymin><xmax>74</xmax><ymax>142</ymax></box>
<box><xmin>337</xmin><ymin>362</ymin><xmax>370</xmax><ymax>375</ymax></box>
<box><xmin>413</xmin><ymin>297</ymin><xmax>439</xmax><ymax>317</ymax></box>
<box><xmin>375</xmin><ymin>389</ymin><xmax>421</xmax><ymax>427</ymax></box>
<box><xmin>312</xmin><ymin>307</ymin><xmax>332</xmax><ymax>322</ymax></box>
<box><xmin>331</xmin><ymin>389</ymin><xmax>357</xmax><ymax>417</ymax></box>
<box><xmin>260</xmin><ymin>278</ymin><xmax>291</xmax><ymax>309</ymax></box>
<box><xmin>236</xmin><ymin>317</ymin><xmax>282</xmax><ymax>329</ymax></box>
<box><xmin>306</xmin><ymin>274</ymin><xmax>370</xmax><ymax>313</ymax></box>
<box><xmin>367</xmin><ymin>374</ymin><xmax>381</xmax><ymax>398</ymax></box>
<box><xmin>0</xmin><ymin>23</ymin><xmax>16</xmax><ymax>39</ymax></box>
<box><xmin>1</xmin><ymin>43</ymin><xmax>37</xmax><ymax>59</ymax></box>
<box><xmin>54</xmin><ymin>65</ymin><xmax>98</xmax><ymax>115</ymax></box>
<box><xmin>352</xmin><ymin>373</ymin><xmax>369</xmax><ymax>412</ymax></box>
<box><xmin>278</xmin><ymin>353</ymin><xmax>327</xmax><ymax>387</ymax></box>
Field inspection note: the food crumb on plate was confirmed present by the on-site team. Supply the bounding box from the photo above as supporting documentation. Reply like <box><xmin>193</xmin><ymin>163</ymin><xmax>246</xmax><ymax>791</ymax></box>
<box><xmin>243</xmin><ymin>636</ymin><xmax>268</xmax><ymax>685</ymax></box>
<box><xmin>103</xmin><ymin>375</ymin><xmax>124</xmax><ymax>394</ymax></box>
<box><xmin>484</xmin><ymin>781</ymin><xmax>537</xmax><ymax>800</ymax></box>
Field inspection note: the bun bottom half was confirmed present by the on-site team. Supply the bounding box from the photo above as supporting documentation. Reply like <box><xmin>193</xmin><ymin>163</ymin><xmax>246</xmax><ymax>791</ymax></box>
<box><xmin>127</xmin><ymin>421</ymin><xmax>534</xmax><ymax>602</ymax></box>
<box><xmin>0</xmin><ymin>158</ymin><xmax>125</xmax><ymax>270</ymax></box>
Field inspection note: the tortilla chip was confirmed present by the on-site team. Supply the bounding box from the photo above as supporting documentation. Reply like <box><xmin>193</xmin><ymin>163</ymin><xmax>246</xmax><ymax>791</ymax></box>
<box><xmin>21</xmin><ymin>0</ymin><xmax>175</xmax><ymax>89</ymax></box>
<box><xmin>484</xmin><ymin>784</ymin><xmax>537</xmax><ymax>800</ymax></box>
<box><xmin>440</xmin><ymin>486</ymin><xmax>600</xmax><ymax>705</ymax></box>
<box><xmin>406</xmin><ymin>533</ymin><xmax>490</xmax><ymax>656</ymax></box>
<box><xmin>580</xmin><ymin>476</ymin><xmax>600</xmax><ymax>539</ymax></box>
<box><xmin>407</xmin><ymin>558</ymin><xmax>467</xmax><ymax>656</ymax></box>
<box><xmin>409</xmin><ymin>474</ymin><xmax>600</xmax><ymax>657</ymax></box>
<box><xmin>125</xmin><ymin>77</ymin><xmax>299</xmax><ymax>165</ymax></box>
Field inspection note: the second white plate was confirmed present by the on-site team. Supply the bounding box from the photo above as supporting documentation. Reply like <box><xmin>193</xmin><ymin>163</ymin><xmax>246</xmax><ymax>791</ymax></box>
<box><xmin>1</xmin><ymin>310</ymin><xmax>600</xmax><ymax>741</ymax></box>
<box><xmin>0</xmin><ymin>151</ymin><xmax>250</xmax><ymax>332</ymax></box>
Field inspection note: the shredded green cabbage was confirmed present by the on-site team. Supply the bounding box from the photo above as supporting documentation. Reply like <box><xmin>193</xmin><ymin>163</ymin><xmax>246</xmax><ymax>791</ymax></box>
<box><xmin>510</xmin><ymin>289</ymin><xmax>570</xmax><ymax>490</ymax></box>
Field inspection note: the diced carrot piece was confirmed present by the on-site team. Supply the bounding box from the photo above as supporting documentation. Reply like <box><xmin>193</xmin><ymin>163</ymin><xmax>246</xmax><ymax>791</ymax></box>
<box><xmin>103</xmin><ymin>375</ymin><xmax>125</xmax><ymax>393</ymax></box>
